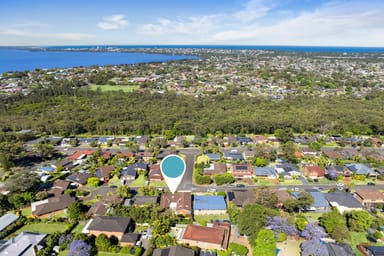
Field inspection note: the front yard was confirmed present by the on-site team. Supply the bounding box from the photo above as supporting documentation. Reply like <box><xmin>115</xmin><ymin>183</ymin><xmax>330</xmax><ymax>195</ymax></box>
<box><xmin>350</xmin><ymin>232</ymin><xmax>369</xmax><ymax>256</ymax></box>
<box><xmin>194</xmin><ymin>214</ymin><xmax>230</xmax><ymax>225</ymax></box>
<box><xmin>130</xmin><ymin>174</ymin><xmax>147</xmax><ymax>187</ymax></box>
<box><xmin>149</xmin><ymin>180</ymin><xmax>167</xmax><ymax>187</ymax></box>
<box><xmin>280</xmin><ymin>179</ymin><xmax>303</xmax><ymax>185</ymax></box>
<box><xmin>10</xmin><ymin>222</ymin><xmax>68</xmax><ymax>237</ymax></box>
<box><xmin>276</xmin><ymin>239</ymin><xmax>301</xmax><ymax>256</ymax></box>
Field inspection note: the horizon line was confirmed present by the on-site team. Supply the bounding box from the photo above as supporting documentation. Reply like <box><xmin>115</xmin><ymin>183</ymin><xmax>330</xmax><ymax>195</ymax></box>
<box><xmin>1</xmin><ymin>44</ymin><xmax>384</xmax><ymax>48</ymax></box>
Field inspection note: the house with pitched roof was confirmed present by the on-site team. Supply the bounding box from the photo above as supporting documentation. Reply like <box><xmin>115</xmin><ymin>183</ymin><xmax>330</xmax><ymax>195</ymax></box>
<box><xmin>230</xmin><ymin>164</ymin><xmax>254</xmax><ymax>178</ymax></box>
<box><xmin>227</xmin><ymin>190</ymin><xmax>256</xmax><ymax>207</ymax></box>
<box><xmin>120</xmin><ymin>233</ymin><xmax>140</xmax><ymax>247</ymax></box>
<box><xmin>223</xmin><ymin>150</ymin><xmax>244</xmax><ymax>161</ymax></box>
<box><xmin>326</xmin><ymin>243</ymin><xmax>356</xmax><ymax>256</ymax></box>
<box><xmin>203</xmin><ymin>163</ymin><xmax>227</xmax><ymax>176</ymax></box>
<box><xmin>31</xmin><ymin>194</ymin><xmax>75</xmax><ymax>218</ymax></box>
<box><xmin>345</xmin><ymin>163</ymin><xmax>377</xmax><ymax>177</ymax></box>
<box><xmin>96</xmin><ymin>165</ymin><xmax>115</xmax><ymax>183</ymax></box>
<box><xmin>275</xmin><ymin>164</ymin><xmax>301</xmax><ymax>179</ymax></box>
<box><xmin>85</xmin><ymin>216</ymin><xmax>134</xmax><ymax>240</ymax></box>
<box><xmin>87</xmin><ymin>201</ymin><xmax>108</xmax><ymax>217</ymax></box>
<box><xmin>48</xmin><ymin>179</ymin><xmax>70</xmax><ymax>197</ymax></box>
<box><xmin>0</xmin><ymin>213</ymin><xmax>19</xmax><ymax>232</ymax></box>
<box><xmin>0</xmin><ymin>232</ymin><xmax>47</xmax><ymax>256</ymax></box>
<box><xmin>205</xmin><ymin>153</ymin><xmax>221</xmax><ymax>162</ymax></box>
<box><xmin>66</xmin><ymin>172</ymin><xmax>94</xmax><ymax>187</ymax></box>
<box><xmin>180</xmin><ymin>222</ymin><xmax>230</xmax><ymax>250</ymax></box>
<box><xmin>302</xmin><ymin>165</ymin><xmax>325</xmax><ymax>178</ymax></box>
<box><xmin>325</xmin><ymin>191</ymin><xmax>363</xmax><ymax>214</ymax></box>
<box><xmin>353</xmin><ymin>190</ymin><xmax>384</xmax><ymax>208</ymax></box>
<box><xmin>193</xmin><ymin>195</ymin><xmax>227</xmax><ymax>215</ymax></box>
<box><xmin>292</xmin><ymin>189</ymin><xmax>329</xmax><ymax>212</ymax></box>
<box><xmin>254</xmin><ymin>167</ymin><xmax>278</xmax><ymax>179</ymax></box>
<box><xmin>153</xmin><ymin>245</ymin><xmax>194</xmax><ymax>256</ymax></box>
<box><xmin>149</xmin><ymin>164</ymin><xmax>163</xmax><ymax>181</ymax></box>
<box><xmin>160</xmin><ymin>192</ymin><xmax>192</xmax><ymax>215</ymax></box>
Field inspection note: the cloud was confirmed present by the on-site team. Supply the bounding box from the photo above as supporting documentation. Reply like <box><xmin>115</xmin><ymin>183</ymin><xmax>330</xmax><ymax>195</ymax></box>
<box><xmin>55</xmin><ymin>33</ymin><xmax>95</xmax><ymax>40</ymax></box>
<box><xmin>208</xmin><ymin>0</ymin><xmax>384</xmax><ymax>46</ymax></box>
<box><xmin>97</xmin><ymin>15</ymin><xmax>128</xmax><ymax>30</ymax></box>
<box><xmin>233</xmin><ymin>0</ymin><xmax>275</xmax><ymax>22</ymax></box>
<box><xmin>0</xmin><ymin>27</ymin><xmax>95</xmax><ymax>42</ymax></box>
<box><xmin>142</xmin><ymin>14</ymin><xmax>220</xmax><ymax>35</ymax></box>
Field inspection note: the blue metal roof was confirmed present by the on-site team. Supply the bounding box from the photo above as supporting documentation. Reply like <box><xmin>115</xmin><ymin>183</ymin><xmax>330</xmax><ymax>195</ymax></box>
<box><xmin>345</xmin><ymin>163</ymin><xmax>375</xmax><ymax>175</ymax></box>
<box><xmin>205</xmin><ymin>153</ymin><xmax>221</xmax><ymax>161</ymax></box>
<box><xmin>291</xmin><ymin>191</ymin><xmax>329</xmax><ymax>208</ymax></box>
<box><xmin>193</xmin><ymin>195</ymin><xmax>227</xmax><ymax>211</ymax></box>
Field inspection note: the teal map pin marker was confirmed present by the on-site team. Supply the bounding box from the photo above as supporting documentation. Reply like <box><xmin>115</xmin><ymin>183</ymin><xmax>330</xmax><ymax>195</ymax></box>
<box><xmin>160</xmin><ymin>154</ymin><xmax>186</xmax><ymax>193</ymax></box>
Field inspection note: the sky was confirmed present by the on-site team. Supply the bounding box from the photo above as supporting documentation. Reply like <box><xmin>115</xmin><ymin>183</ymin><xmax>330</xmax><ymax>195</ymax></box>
<box><xmin>0</xmin><ymin>0</ymin><xmax>383</xmax><ymax>46</ymax></box>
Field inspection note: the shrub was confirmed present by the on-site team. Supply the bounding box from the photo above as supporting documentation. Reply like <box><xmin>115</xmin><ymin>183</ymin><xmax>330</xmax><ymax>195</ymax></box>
<box><xmin>276</xmin><ymin>232</ymin><xmax>287</xmax><ymax>242</ymax></box>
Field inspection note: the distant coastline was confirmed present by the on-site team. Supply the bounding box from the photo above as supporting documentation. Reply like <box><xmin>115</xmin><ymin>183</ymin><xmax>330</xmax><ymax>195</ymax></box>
<box><xmin>1</xmin><ymin>45</ymin><xmax>384</xmax><ymax>73</ymax></box>
<box><xmin>4</xmin><ymin>44</ymin><xmax>384</xmax><ymax>53</ymax></box>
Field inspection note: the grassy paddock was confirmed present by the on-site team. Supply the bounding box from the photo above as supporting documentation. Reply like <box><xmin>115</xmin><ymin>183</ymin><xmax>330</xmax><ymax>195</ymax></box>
<box><xmin>89</xmin><ymin>84</ymin><xmax>139</xmax><ymax>92</ymax></box>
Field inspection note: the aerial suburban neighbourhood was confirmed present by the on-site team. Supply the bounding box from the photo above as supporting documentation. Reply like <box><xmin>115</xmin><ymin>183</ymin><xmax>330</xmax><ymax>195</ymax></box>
<box><xmin>1</xmin><ymin>114</ymin><xmax>384</xmax><ymax>256</ymax></box>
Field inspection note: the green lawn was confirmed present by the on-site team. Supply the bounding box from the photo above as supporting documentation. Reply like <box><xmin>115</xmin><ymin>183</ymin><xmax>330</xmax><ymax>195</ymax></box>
<box><xmin>89</xmin><ymin>84</ymin><xmax>139</xmax><ymax>92</ymax></box>
<box><xmin>21</xmin><ymin>207</ymin><xmax>32</xmax><ymax>216</ymax></box>
<box><xmin>256</xmin><ymin>179</ymin><xmax>275</xmax><ymax>186</ymax></box>
<box><xmin>350</xmin><ymin>232</ymin><xmax>370</xmax><ymax>256</ymax></box>
<box><xmin>60</xmin><ymin>250</ymin><xmax>134</xmax><ymax>256</ymax></box>
<box><xmin>302</xmin><ymin>212</ymin><xmax>323</xmax><ymax>222</ymax></box>
<box><xmin>316</xmin><ymin>178</ymin><xmax>337</xmax><ymax>185</ymax></box>
<box><xmin>280</xmin><ymin>179</ymin><xmax>303</xmax><ymax>185</ymax></box>
<box><xmin>149</xmin><ymin>180</ymin><xmax>167</xmax><ymax>187</ymax></box>
<box><xmin>194</xmin><ymin>214</ymin><xmax>229</xmax><ymax>225</ymax></box>
<box><xmin>71</xmin><ymin>221</ymin><xmax>87</xmax><ymax>234</ymax></box>
<box><xmin>13</xmin><ymin>222</ymin><xmax>68</xmax><ymax>236</ymax></box>
<box><xmin>130</xmin><ymin>174</ymin><xmax>147</xmax><ymax>187</ymax></box>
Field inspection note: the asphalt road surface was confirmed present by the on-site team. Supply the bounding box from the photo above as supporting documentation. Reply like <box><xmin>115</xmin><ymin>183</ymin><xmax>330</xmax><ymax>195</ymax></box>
<box><xmin>177</xmin><ymin>148</ymin><xmax>201</xmax><ymax>192</ymax></box>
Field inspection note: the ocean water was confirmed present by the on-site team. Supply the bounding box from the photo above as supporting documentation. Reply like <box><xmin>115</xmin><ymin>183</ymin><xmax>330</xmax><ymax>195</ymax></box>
<box><xmin>1</xmin><ymin>45</ymin><xmax>383</xmax><ymax>73</ymax></box>
<box><xmin>0</xmin><ymin>48</ymin><xmax>197</xmax><ymax>73</ymax></box>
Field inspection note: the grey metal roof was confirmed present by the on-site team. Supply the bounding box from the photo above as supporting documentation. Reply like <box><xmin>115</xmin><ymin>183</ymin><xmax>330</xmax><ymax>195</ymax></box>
<box><xmin>0</xmin><ymin>213</ymin><xmax>19</xmax><ymax>232</ymax></box>
<box><xmin>254</xmin><ymin>167</ymin><xmax>276</xmax><ymax>177</ymax></box>
<box><xmin>325</xmin><ymin>191</ymin><xmax>363</xmax><ymax>208</ymax></box>
<box><xmin>88</xmin><ymin>216</ymin><xmax>132</xmax><ymax>233</ymax></box>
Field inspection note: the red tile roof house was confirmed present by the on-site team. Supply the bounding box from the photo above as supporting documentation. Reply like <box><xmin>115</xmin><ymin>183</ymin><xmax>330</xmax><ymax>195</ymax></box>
<box><xmin>180</xmin><ymin>222</ymin><xmax>231</xmax><ymax>250</ymax></box>
<box><xmin>353</xmin><ymin>190</ymin><xmax>384</xmax><ymax>208</ymax></box>
<box><xmin>160</xmin><ymin>192</ymin><xmax>192</xmax><ymax>216</ymax></box>
<box><xmin>68</xmin><ymin>150</ymin><xmax>94</xmax><ymax>161</ymax></box>
<box><xmin>302</xmin><ymin>165</ymin><xmax>325</xmax><ymax>179</ymax></box>
<box><xmin>149</xmin><ymin>164</ymin><xmax>163</xmax><ymax>181</ymax></box>
<box><xmin>230</xmin><ymin>164</ymin><xmax>254</xmax><ymax>178</ymax></box>
<box><xmin>31</xmin><ymin>194</ymin><xmax>75</xmax><ymax>219</ymax></box>
<box><xmin>85</xmin><ymin>216</ymin><xmax>134</xmax><ymax>240</ymax></box>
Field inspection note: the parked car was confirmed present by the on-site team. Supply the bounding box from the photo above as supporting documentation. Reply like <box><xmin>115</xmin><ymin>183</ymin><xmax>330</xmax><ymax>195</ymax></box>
<box><xmin>142</xmin><ymin>230</ymin><xmax>148</xmax><ymax>239</ymax></box>
<box><xmin>236</xmin><ymin>184</ymin><xmax>245</xmax><ymax>188</ymax></box>
<box><xmin>367</xmin><ymin>182</ymin><xmax>376</xmax><ymax>186</ymax></box>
